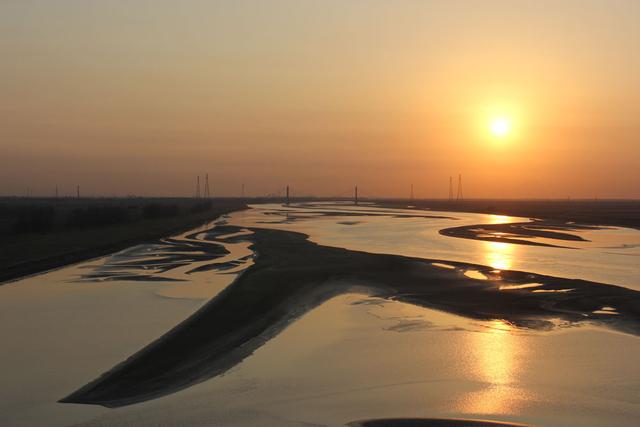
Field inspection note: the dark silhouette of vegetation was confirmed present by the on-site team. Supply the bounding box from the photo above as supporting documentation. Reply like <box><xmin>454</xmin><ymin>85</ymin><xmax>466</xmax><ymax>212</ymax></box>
<box><xmin>143</xmin><ymin>203</ymin><xmax>181</xmax><ymax>219</ymax></box>
<box><xmin>189</xmin><ymin>200</ymin><xmax>212</xmax><ymax>214</ymax></box>
<box><xmin>12</xmin><ymin>205</ymin><xmax>56</xmax><ymax>234</ymax></box>
<box><xmin>0</xmin><ymin>198</ymin><xmax>247</xmax><ymax>284</ymax></box>
<box><xmin>68</xmin><ymin>206</ymin><xmax>130</xmax><ymax>228</ymax></box>
<box><xmin>0</xmin><ymin>199</ymin><xmax>223</xmax><ymax>237</ymax></box>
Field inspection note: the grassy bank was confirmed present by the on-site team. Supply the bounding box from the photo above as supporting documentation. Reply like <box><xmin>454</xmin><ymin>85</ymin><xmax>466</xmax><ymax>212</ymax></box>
<box><xmin>0</xmin><ymin>198</ymin><xmax>246</xmax><ymax>283</ymax></box>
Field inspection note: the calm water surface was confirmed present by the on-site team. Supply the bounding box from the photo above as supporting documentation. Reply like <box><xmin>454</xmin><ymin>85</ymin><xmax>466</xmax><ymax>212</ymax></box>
<box><xmin>1</xmin><ymin>202</ymin><xmax>639</xmax><ymax>427</ymax></box>
<box><xmin>229</xmin><ymin>202</ymin><xmax>640</xmax><ymax>290</ymax></box>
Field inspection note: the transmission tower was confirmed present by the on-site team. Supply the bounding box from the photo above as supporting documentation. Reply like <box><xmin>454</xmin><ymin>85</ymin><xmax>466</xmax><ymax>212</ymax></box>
<box><xmin>204</xmin><ymin>174</ymin><xmax>210</xmax><ymax>198</ymax></box>
<box><xmin>456</xmin><ymin>174</ymin><xmax>463</xmax><ymax>201</ymax></box>
<box><xmin>196</xmin><ymin>176</ymin><xmax>201</xmax><ymax>198</ymax></box>
<box><xmin>286</xmin><ymin>185</ymin><xmax>290</xmax><ymax>206</ymax></box>
<box><xmin>355</xmin><ymin>185</ymin><xmax>359</xmax><ymax>205</ymax></box>
<box><xmin>448</xmin><ymin>176</ymin><xmax>453</xmax><ymax>200</ymax></box>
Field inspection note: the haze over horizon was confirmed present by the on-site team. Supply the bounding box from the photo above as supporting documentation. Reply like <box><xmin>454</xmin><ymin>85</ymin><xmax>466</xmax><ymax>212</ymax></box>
<box><xmin>2</xmin><ymin>0</ymin><xmax>639</xmax><ymax>199</ymax></box>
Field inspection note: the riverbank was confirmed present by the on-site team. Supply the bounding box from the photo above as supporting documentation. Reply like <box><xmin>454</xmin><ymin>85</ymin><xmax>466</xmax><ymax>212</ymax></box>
<box><xmin>0</xmin><ymin>198</ymin><xmax>246</xmax><ymax>284</ymax></box>
<box><xmin>438</xmin><ymin>219</ymin><xmax>601</xmax><ymax>248</ymax></box>
<box><xmin>376</xmin><ymin>199</ymin><xmax>640</xmax><ymax>230</ymax></box>
<box><xmin>62</xmin><ymin>225</ymin><xmax>640</xmax><ymax>407</ymax></box>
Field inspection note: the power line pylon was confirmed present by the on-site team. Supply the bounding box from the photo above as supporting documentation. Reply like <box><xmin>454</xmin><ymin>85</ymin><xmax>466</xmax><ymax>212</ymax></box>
<box><xmin>286</xmin><ymin>185</ymin><xmax>290</xmax><ymax>206</ymax></box>
<box><xmin>456</xmin><ymin>174</ymin><xmax>463</xmax><ymax>201</ymax></box>
<box><xmin>204</xmin><ymin>174</ymin><xmax>210</xmax><ymax>198</ymax></box>
<box><xmin>448</xmin><ymin>176</ymin><xmax>453</xmax><ymax>201</ymax></box>
<box><xmin>196</xmin><ymin>176</ymin><xmax>201</xmax><ymax>198</ymax></box>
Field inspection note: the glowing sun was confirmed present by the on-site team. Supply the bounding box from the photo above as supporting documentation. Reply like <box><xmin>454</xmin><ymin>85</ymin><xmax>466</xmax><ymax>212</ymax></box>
<box><xmin>490</xmin><ymin>118</ymin><xmax>511</xmax><ymax>137</ymax></box>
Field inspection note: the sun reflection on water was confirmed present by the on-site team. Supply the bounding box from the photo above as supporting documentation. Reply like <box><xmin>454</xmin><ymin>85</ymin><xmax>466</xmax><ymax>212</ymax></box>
<box><xmin>476</xmin><ymin>320</ymin><xmax>515</xmax><ymax>385</ymax></box>
<box><xmin>484</xmin><ymin>241</ymin><xmax>515</xmax><ymax>271</ymax></box>
<box><xmin>487</xmin><ymin>214</ymin><xmax>511</xmax><ymax>224</ymax></box>
<box><xmin>457</xmin><ymin>319</ymin><xmax>531</xmax><ymax>415</ymax></box>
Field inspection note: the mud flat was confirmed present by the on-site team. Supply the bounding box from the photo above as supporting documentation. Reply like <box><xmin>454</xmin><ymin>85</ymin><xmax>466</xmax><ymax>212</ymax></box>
<box><xmin>377</xmin><ymin>199</ymin><xmax>640</xmax><ymax>230</ymax></box>
<box><xmin>0</xmin><ymin>199</ymin><xmax>246</xmax><ymax>283</ymax></box>
<box><xmin>438</xmin><ymin>220</ymin><xmax>602</xmax><ymax>248</ymax></box>
<box><xmin>62</xmin><ymin>226</ymin><xmax>640</xmax><ymax>408</ymax></box>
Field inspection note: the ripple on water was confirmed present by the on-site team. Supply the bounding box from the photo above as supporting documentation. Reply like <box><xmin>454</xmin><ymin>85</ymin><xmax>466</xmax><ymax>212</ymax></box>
<box><xmin>593</xmin><ymin>306</ymin><xmax>620</xmax><ymax>315</ymax></box>
<box><xmin>499</xmin><ymin>283</ymin><xmax>543</xmax><ymax>291</ymax></box>
<box><xmin>431</xmin><ymin>262</ymin><xmax>456</xmax><ymax>269</ymax></box>
<box><xmin>464</xmin><ymin>270</ymin><xmax>489</xmax><ymax>280</ymax></box>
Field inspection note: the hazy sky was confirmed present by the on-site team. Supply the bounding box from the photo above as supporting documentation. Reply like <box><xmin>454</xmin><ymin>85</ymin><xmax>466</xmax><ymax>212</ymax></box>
<box><xmin>2</xmin><ymin>0</ymin><xmax>639</xmax><ymax>198</ymax></box>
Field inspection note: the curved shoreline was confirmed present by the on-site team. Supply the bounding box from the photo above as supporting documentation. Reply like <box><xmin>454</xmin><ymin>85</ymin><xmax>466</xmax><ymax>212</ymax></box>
<box><xmin>348</xmin><ymin>418</ymin><xmax>533</xmax><ymax>427</ymax></box>
<box><xmin>438</xmin><ymin>220</ymin><xmax>602</xmax><ymax>248</ymax></box>
<box><xmin>377</xmin><ymin>199</ymin><xmax>640</xmax><ymax>231</ymax></box>
<box><xmin>0</xmin><ymin>202</ymin><xmax>246</xmax><ymax>285</ymax></box>
<box><xmin>61</xmin><ymin>225</ymin><xmax>640</xmax><ymax>408</ymax></box>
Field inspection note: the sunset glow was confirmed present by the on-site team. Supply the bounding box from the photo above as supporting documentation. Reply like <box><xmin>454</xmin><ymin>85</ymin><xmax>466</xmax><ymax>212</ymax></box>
<box><xmin>2</xmin><ymin>3</ymin><xmax>640</xmax><ymax>427</ymax></box>
<box><xmin>490</xmin><ymin>118</ymin><xmax>511</xmax><ymax>137</ymax></box>
<box><xmin>1</xmin><ymin>1</ymin><xmax>638</xmax><ymax>198</ymax></box>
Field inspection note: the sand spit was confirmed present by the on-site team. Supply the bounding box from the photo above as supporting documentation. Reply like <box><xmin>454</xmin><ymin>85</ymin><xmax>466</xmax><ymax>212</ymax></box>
<box><xmin>348</xmin><ymin>418</ymin><xmax>533</xmax><ymax>427</ymax></box>
<box><xmin>79</xmin><ymin>232</ymin><xmax>231</xmax><ymax>283</ymax></box>
<box><xmin>439</xmin><ymin>220</ymin><xmax>603</xmax><ymax>247</ymax></box>
<box><xmin>61</xmin><ymin>226</ymin><xmax>640</xmax><ymax>408</ymax></box>
<box><xmin>0</xmin><ymin>202</ymin><xmax>246</xmax><ymax>284</ymax></box>
<box><xmin>377</xmin><ymin>199</ymin><xmax>640</xmax><ymax>230</ymax></box>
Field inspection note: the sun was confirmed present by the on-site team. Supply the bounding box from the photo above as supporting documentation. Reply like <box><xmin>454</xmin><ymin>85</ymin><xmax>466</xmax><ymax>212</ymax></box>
<box><xmin>490</xmin><ymin>118</ymin><xmax>511</xmax><ymax>137</ymax></box>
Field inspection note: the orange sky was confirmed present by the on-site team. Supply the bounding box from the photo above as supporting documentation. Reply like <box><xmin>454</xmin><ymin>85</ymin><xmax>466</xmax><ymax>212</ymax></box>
<box><xmin>1</xmin><ymin>1</ymin><xmax>639</xmax><ymax>198</ymax></box>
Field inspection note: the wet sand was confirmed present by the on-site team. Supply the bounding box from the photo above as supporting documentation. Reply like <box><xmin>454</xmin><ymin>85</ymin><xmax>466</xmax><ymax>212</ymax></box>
<box><xmin>57</xmin><ymin>292</ymin><xmax>640</xmax><ymax>426</ymax></box>
<box><xmin>62</xmin><ymin>225</ymin><xmax>640</xmax><ymax>408</ymax></box>
<box><xmin>377</xmin><ymin>199</ymin><xmax>640</xmax><ymax>230</ymax></box>
<box><xmin>439</xmin><ymin>220</ymin><xmax>602</xmax><ymax>248</ymax></box>
<box><xmin>349</xmin><ymin>419</ymin><xmax>532</xmax><ymax>426</ymax></box>
<box><xmin>0</xmin><ymin>200</ymin><xmax>246</xmax><ymax>284</ymax></box>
